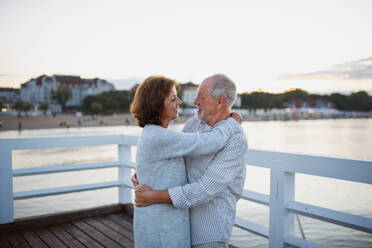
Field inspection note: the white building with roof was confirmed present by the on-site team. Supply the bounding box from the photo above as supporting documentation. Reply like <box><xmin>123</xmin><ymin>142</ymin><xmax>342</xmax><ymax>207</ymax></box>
<box><xmin>0</xmin><ymin>88</ymin><xmax>20</xmax><ymax>104</ymax></box>
<box><xmin>20</xmin><ymin>75</ymin><xmax>114</xmax><ymax>111</ymax></box>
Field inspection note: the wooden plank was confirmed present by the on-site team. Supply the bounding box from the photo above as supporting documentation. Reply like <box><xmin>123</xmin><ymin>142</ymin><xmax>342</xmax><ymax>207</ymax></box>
<box><xmin>95</xmin><ymin>216</ymin><xmax>134</xmax><ymax>241</ymax></box>
<box><xmin>35</xmin><ymin>228</ymin><xmax>68</xmax><ymax>248</ymax></box>
<box><xmin>85</xmin><ymin>217</ymin><xmax>134</xmax><ymax>248</ymax></box>
<box><xmin>72</xmin><ymin>220</ymin><xmax>123</xmax><ymax>248</ymax></box>
<box><xmin>49</xmin><ymin>225</ymin><xmax>87</xmax><ymax>248</ymax></box>
<box><xmin>0</xmin><ymin>235</ymin><xmax>12</xmax><ymax>248</ymax></box>
<box><xmin>20</xmin><ymin>230</ymin><xmax>48</xmax><ymax>248</ymax></box>
<box><xmin>107</xmin><ymin>214</ymin><xmax>134</xmax><ymax>232</ymax></box>
<box><xmin>112</xmin><ymin>212</ymin><xmax>134</xmax><ymax>224</ymax></box>
<box><xmin>0</xmin><ymin>204</ymin><xmax>128</xmax><ymax>233</ymax></box>
<box><xmin>7</xmin><ymin>232</ymin><xmax>31</xmax><ymax>248</ymax></box>
<box><xmin>61</xmin><ymin>223</ymin><xmax>104</xmax><ymax>248</ymax></box>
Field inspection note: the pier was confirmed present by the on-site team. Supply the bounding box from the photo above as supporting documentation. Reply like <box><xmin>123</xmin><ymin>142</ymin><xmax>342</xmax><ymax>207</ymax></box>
<box><xmin>0</xmin><ymin>135</ymin><xmax>371</xmax><ymax>247</ymax></box>
<box><xmin>0</xmin><ymin>204</ymin><xmax>134</xmax><ymax>248</ymax></box>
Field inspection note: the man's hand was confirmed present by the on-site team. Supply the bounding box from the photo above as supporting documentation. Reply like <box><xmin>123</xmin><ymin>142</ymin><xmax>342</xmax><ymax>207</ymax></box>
<box><xmin>131</xmin><ymin>172</ymin><xmax>139</xmax><ymax>187</ymax></box>
<box><xmin>135</xmin><ymin>184</ymin><xmax>153</xmax><ymax>207</ymax></box>
<box><xmin>230</xmin><ymin>112</ymin><xmax>243</xmax><ymax>124</ymax></box>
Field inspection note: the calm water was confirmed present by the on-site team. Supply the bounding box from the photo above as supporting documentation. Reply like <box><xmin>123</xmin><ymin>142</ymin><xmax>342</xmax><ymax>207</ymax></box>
<box><xmin>1</xmin><ymin>118</ymin><xmax>371</xmax><ymax>247</ymax></box>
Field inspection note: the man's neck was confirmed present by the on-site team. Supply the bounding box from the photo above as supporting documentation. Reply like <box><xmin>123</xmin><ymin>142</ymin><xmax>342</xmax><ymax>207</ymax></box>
<box><xmin>206</xmin><ymin>109</ymin><xmax>230</xmax><ymax>127</ymax></box>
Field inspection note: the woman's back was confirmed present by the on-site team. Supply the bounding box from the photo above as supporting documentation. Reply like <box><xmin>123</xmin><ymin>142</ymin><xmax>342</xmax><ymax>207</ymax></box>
<box><xmin>134</xmin><ymin>125</ymin><xmax>190</xmax><ymax>248</ymax></box>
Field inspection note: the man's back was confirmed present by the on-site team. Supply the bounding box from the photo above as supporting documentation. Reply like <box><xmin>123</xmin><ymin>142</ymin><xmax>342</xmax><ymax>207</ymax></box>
<box><xmin>182</xmin><ymin>116</ymin><xmax>248</xmax><ymax>245</ymax></box>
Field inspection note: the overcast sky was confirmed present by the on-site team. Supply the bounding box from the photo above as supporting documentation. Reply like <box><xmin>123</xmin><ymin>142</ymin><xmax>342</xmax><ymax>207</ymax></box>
<box><xmin>1</xmin><ymin>0</ymin><xmax>372</xmax><ymax>93</ymax></box>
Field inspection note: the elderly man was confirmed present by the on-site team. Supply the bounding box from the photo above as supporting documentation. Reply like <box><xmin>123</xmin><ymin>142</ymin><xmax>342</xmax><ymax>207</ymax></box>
<box><xmin>134</xmin><ymin>74</ymin><xmax>248</xmax><ymax>248</ymax></box>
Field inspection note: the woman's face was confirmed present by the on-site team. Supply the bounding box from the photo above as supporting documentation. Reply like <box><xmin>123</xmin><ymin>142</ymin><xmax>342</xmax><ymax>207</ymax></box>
<box><xmin>162</xmin><ymin>86</ymin><xmax>182</xmax><ymax>123</ymax></box>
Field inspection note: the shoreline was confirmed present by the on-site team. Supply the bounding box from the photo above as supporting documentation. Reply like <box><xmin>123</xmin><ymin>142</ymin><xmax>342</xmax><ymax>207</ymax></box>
<box><xmin>0</xmin><ymin>113</ymin><xmax>369</xmax><ymax>132</ymax></box>
<box><xmin>0</xmin><ymin>113</ymin><xmax>191</xmax><ymax>132</ymax></box>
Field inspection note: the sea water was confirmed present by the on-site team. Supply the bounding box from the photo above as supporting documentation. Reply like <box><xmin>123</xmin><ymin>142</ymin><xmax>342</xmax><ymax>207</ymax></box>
<box><xmin>1</xmin><ymin>118</ymin><xmax>371</xmax><ymax>247</ymax></box>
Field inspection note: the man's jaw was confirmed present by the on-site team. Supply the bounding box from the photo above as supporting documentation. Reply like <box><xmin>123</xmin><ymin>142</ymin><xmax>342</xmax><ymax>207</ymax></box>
<box><xmin>197</xmin><ymin>108</ymin><xmax>207</xmax><ymax>124</ymax></box>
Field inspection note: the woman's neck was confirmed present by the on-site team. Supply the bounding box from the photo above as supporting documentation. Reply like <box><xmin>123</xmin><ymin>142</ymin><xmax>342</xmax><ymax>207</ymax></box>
<box><xmin>161</xmin><ymin>119</ymin><xmax>170</xmax><ymax>129</ymax></box>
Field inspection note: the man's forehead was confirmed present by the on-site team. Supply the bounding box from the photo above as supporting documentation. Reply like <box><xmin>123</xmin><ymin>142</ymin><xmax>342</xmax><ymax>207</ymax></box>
<box><xmin>198</xmin><ymin>79</ymin><xmax>212</xmax><ymax>94</ymax></box>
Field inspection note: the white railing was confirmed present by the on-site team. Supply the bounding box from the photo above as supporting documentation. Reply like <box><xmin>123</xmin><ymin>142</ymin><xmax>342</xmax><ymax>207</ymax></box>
<box><xmin>0</xmin><ymin>135</ymin><xmax>138</xmax><ymax>224</ymax></box>
<box><xmin>0</xmin><ymin>135</ymin><xmax>372</xmax><ymax>248</ymax></box>
<box><xmin>237</xmin><ymin>150</ymin><xmax>372</xmax><ymax>248</ymax></box>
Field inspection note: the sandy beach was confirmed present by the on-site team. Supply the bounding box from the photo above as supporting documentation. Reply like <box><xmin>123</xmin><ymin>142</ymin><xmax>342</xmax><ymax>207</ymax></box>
<box><xmin>0</xmin><ymin>113</ymin><xmax>191</xmax><ymax>131</ymax></box>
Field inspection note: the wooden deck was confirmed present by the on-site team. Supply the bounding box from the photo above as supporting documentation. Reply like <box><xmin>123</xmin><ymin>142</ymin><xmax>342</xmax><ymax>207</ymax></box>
<box><xmin>0</xmin><ymin>204</ymin><xmax>237</xmax><ymax>248</ymax></box>
<box><xmin>0</xmin><ymin>204</ymin><xmax>134</xmax><ymax>248</ymax></box>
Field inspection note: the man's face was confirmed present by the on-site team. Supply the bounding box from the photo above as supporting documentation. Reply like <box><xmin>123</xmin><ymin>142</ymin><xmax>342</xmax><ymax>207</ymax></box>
<box><xmin>193</xmin><ymin>79</ymin><xmax>218</xmax><ymax>124</ymax></box>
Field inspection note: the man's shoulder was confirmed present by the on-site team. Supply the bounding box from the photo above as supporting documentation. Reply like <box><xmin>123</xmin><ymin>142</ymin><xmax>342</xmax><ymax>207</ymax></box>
<box><xmin>225</xmin><ymin>127</ymin><xmax>248</xmax><ymax>151</ymax></box>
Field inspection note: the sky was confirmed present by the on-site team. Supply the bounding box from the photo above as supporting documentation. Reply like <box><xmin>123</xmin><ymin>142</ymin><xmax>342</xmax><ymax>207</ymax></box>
<box><xmin>1</xmin><ymin>0</ymin><xmax>372</xmax><ymax>94</ymax></box>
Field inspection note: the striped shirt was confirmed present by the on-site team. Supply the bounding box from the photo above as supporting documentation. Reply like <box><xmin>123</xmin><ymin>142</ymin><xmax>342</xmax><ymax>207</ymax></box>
<box><xmin>169</xmin><ymin>115</ymin><xmax>248</xmax><ymax>245</ymax></box>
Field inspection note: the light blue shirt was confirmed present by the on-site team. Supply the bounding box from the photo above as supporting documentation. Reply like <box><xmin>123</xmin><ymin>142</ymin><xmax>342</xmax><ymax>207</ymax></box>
<box><xmin>134</xmin><ymin>117</ymin><xmax>240</xmax><ymax>248</ymax></box>
<box><xmin>169</xmin><ymin>116</ymin><xmax>248</xmax><ymax>245</ymax></box>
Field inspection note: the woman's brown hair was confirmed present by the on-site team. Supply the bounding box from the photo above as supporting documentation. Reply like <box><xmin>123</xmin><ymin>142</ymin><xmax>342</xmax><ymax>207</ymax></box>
<box><xmin>130</xmin><ymin>75</ymin><xmax>177</xmax><ymax>128</ymax></box>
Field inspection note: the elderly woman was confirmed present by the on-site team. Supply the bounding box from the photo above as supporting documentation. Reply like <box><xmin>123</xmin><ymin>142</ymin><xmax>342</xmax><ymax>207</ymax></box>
<box><xmin>130</xmin><ymin>75</ymin><xmax>240</xmax><ymax>248</ymax></box>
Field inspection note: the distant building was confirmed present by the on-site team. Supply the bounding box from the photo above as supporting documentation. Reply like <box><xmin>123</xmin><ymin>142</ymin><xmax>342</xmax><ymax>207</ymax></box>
<box><xmin>20</xmin><ymin>75</ymin><xmax>114</xmax><ymax>111</ymax></box>
<box><xmin>0</xmin><ymin>88</ymin><xmax>20</xmax><ymax>104</ymax></box>
<box><xmin>180</xmin><ymin>82</ymin><xmax>199</xmax><ymax>106</ymax></box>
<box><xmin>284</xmin><ymin>99</ymin><xmax>335</xmax><ymax>109</ymax></box>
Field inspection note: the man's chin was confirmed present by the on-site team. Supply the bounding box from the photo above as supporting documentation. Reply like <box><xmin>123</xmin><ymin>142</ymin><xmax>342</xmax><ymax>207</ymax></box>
<box><xmin>197</xmin><ymin>113</ymin><xmax>207</xmax><ymax>124</ymax></box>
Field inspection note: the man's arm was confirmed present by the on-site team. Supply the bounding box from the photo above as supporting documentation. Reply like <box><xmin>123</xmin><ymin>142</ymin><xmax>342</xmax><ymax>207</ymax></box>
<box><xmin>135</xmin><ymin>185</ymin><xmax>171</xmax><ymax>206</ymax></box>
<box><xmin>169</xmin><ymin>135</ymin><xmax>247</xmax><ymax>208</ymax></box>
<box><xmin>135</xmin><ymin>133</ymin><xmax>248</xmax><ymax>208</ymax></box>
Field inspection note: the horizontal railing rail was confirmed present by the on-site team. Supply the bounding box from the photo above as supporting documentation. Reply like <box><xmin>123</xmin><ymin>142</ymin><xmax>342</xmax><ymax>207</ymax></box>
<box><xmin>0</xmin><ymin>135</ymin><xmax>139</xmax><ymax>150</ymax></box>
<box><xmin>0</xmin><ymin>135</ymin><xmax>371</xmax><ymax>248</ymax></box>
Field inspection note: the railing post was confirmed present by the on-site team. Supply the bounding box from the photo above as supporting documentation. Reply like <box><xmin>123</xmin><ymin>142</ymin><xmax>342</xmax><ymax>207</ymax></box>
<box><xmin>0</xmin><ymin>149</ymin><xmax>14</xmax><ymax>224</ymax></box>
<box><xmin>118</xmin><ymin>144</ymin><xmax>132</xmax><ymax>204</ymax></box>
<box><xmin>269</xmin><ymin>169</ymin><xmax>295</xmax><ymax>248</ymax></box>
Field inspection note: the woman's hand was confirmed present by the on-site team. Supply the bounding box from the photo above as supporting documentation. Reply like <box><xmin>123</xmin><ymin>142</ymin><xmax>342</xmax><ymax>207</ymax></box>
<box><xmin>131</xmin><ymin>172</ymin><xmax>139</xmax><ymax>187</ymax></box>
<box><xmin>230</xmin><ymin>112</ymin><xmax>243</xmax><ymax>124</ymax></box>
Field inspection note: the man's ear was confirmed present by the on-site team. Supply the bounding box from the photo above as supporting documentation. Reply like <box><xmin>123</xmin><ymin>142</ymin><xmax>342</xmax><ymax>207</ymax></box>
<box><xmin>217</xmin><ymin>96</ymin><xmax>226</xmax><ymax>107</ymax></box>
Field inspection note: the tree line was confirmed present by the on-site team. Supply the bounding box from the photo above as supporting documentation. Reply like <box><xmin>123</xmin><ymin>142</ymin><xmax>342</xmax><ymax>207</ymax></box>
<box><xmin>3</xmin><ymin>87</ymin><xmax>371</xmax><ymax>115</ymax></box>
<box><xmin>240</xmin><ymin>89</ymin><xmax>372</xmax><ymax>112</ymax></box>
<box><xmin>81</xmin><ymin>90</ymin><xmax>134</xmax><ymax>114</ymax></box>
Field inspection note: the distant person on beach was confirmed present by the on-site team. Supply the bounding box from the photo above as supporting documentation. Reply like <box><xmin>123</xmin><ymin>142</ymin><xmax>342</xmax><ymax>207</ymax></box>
<box><xmin>133</xmin><ymin>74</ymin><xmax>248</xmax><ymax>248</ymax></box>
<box><xmin>130</xmin><ymin>75</ymin><xmax>242</xmax><ymax>248</ymax></box>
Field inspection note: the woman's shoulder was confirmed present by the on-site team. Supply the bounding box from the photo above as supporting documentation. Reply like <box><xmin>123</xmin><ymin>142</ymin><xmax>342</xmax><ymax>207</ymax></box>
<box><xmin>140</xmin><ymin>124</ymin><xmax>178</xmax><ymax>143</ymax></box>
<box><xmin>142</xmin><ymin>124</ymin><xmax>167</xmax><ymax>136</ymax></box>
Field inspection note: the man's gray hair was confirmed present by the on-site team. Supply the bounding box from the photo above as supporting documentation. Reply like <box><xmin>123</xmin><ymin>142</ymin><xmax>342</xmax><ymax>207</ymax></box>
<box><xmin>208</xmin><ymin>74</ymin><xmax>237</xmax><ymax>108</ymax></box>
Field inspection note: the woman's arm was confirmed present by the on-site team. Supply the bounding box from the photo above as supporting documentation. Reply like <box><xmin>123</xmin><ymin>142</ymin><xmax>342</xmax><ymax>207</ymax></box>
<box><xmin>146</xmin><ymin>117</ymin><xmax>240</xmax><ymax>161</ymax></box>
